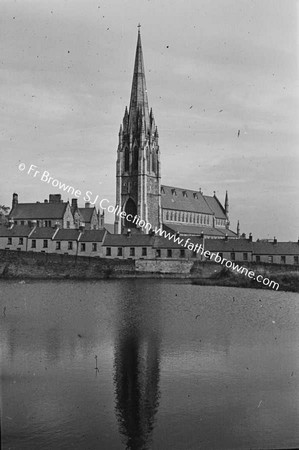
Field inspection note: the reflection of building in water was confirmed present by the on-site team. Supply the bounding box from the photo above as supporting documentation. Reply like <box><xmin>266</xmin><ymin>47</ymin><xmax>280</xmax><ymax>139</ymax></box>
<box><xmin>113</xmin><ymin>297</ymin><xmax>161</xmax><ymax>450</ymax></box>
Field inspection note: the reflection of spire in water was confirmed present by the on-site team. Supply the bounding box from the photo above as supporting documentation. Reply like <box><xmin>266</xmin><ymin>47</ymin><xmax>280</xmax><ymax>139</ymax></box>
<box><xmin>113</xmin><ymin>295</ymin><xmax>161</xmax><ymax>450</ymax></box>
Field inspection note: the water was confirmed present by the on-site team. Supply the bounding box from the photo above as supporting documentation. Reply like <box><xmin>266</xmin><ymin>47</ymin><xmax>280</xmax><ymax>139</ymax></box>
<box><xmin>1</xmin><ymin>279</ymin><xmax>299</xmax><ymax>450</ymax></box>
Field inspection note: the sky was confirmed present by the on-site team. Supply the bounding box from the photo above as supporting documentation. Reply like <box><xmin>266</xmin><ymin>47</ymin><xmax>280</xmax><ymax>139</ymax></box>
<box><xmin>1</xmin><ymin>0</ymin><xmax>298</xmax><ymax>240</ymax></box>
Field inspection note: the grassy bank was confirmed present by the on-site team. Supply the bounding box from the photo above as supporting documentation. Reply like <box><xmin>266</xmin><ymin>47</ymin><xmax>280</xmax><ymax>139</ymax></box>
<box><xmin>192</xmin><ymin>267</ymin><xmax>299</xmax><ymax>292</ymax></box>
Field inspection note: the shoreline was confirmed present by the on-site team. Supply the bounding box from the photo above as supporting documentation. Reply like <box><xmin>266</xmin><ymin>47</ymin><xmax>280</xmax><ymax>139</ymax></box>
<box><xmin>0</xmin><ymin>249</ymin><xmax>298</xmax><ymax>292</ymax></box>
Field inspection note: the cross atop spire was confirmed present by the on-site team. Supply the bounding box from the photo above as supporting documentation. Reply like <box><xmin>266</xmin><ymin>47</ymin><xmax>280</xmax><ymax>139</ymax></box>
<box><xmin>128</xmin><ymin>27</ymin><xmax>150</xmax><ymax>134</ymax></box>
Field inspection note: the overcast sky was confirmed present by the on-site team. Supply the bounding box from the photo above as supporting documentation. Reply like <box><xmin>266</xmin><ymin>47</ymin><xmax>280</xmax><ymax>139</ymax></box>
<box><xmin>1</xmin><ymin>0</ymin><xmax>298</xmax><ymax>240</ymax></box>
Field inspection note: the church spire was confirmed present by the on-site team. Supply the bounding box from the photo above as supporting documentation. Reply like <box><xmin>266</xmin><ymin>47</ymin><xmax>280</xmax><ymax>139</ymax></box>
<box><xmin>128</xmin><ymin>25</ymin><xmax>150</xmax><ymax>134</ymax></box>
<box><xmin>224</xmin><ymin>190</ymin><xmax>229</xmax><ymax>216</ymax></box>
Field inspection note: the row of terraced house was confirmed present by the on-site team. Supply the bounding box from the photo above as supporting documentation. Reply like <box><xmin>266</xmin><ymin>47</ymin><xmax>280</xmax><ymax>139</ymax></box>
<box><xmin>1</xmin><ymin>222</ymin><xmax>299</xmax><ymax>265</ymax></box>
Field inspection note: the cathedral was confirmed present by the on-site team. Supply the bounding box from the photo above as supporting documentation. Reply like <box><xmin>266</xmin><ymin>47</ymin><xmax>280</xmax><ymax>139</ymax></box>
<box><xmin>115</xmin><ymin>28</ymin><xmax>237</xmax><ymax>239</ymax></box>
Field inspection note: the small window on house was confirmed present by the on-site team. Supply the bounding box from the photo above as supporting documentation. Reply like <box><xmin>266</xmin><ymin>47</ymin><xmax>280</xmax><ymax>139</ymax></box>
<box><xmin>130</xmin><ymin>247</ymin><xmax>135</xmax><ymax>257</ymax></box>
<box><xmin>43</xmin><ymin>240</ymin><xmax>48</xmax><ymax>248</ymax></box>
<box><xmin>142</xmin><ymin>247</ymin><xmax>147</xmax><ymax>256</ymax></box>
<box><xmin>256</xmin><ymin>255</ymin><xmax>260</xmax><ymax>263</ymax></box>
<box><xmin>268</xmin><ymin>256</ymin><xmax>273</xmax><ymax>263</ymax></box>
<box><xmin>230</xmin><ymin>252</ymin><xmax>235</xmax><ymax>261</ymax></box>
<box><xmin>7</xmin><ymin>237</ymin><xmax>12</xmax><ymax>245</ymax></box>
<box><xmin>31</xmin><ymin>239</ymin><xmax>36</xmax><ymax>248</ymax></box>
<box><xmin>180</xmin><ymin>249</ymin><xmax>185</xmax><ymax>258</ymax></box>
<box><xmin>19</xmin><ymin>238</ymin><xmax>23</xmax><ymax>245</ymax></box>
<box><xmin>67</xmin><ymin>221</ymin><xmax>70</xmax><ymax>229</ymax></box>
<box><xmin>167</xmin><ymin>249</ymin><xmax>172</xmax><ymax>258</ymax></box>
<box><xmin>106</xmin><ymin>247</ymin><xmax>111</xmax><ymax>256</ymax></box>
<box><xmin>156</xmin><ymin>249</ymin><xmax>161</xmax><ymax>258</ymax></box>
<box><xmin>21</xmin><ymin>221</ymin><xmax>25</xmax><ymax>225</ymax></box>
<box><xmin>161</xmin><ymin>186</ymin><xmax>165</xmax><ymax>194</ymax></box>
<box><xmin>117</xmin><ymin>247</ymin><xmax>123</xmax><ymax>256</ymax></box>
<box><xmin>81</xmin><ymin>243</ymin><xmax>86</xmax><ymax>252</ymax></box>
<box><xmin>294</xmin><ymin>256</ymin><xmax>299</xmax><ymax>265</ymax></box>
<box><xmin>92</xmin><ymin>243</ymin><xmax>97</xmax><ymax>252</ymax></box>
<box><xmin>166</xmin><ymin>211</ymin><xmax>169</xmax><ymax>221</ymax></box>
<box><xmin>68</xmin><ymin>241</ymin><xmax>73</xmax><ymax>250</ymax></box>
<box><xmin>281</xmin><ymin>255</ymin><xmax>286</xmax><ymax>264</ymax></box>
<box><xmin>56</xmin><ymin>241</ymin><xmax>61</xmax><ymax>250</ymax></box>
<box><xmin>243</xmin><ymin>252</ymin><xmax>248</xmax><ymax>261</ymax></box>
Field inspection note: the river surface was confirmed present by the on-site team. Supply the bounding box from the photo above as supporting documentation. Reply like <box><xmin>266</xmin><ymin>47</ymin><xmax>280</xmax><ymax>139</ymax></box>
<box><xmin>1</xmin><ymin>280</ymin><xmax>299</xmax><ymax>450</ymax></box>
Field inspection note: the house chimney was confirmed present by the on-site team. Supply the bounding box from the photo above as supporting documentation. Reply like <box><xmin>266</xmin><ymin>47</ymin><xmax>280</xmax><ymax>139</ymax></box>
<box><xmin>12</xmin><ymin>193</ymin><xmax>18</xmax><ymax>209</ymax></box>
<box><xmin>44</xmin><ymin>199</ymin><xmax>48</xmax><ymax>203</ymax></box>
<box><xmin>273</xmin><ymin>236</ymin><xmax>277</xmax><ymax>245</ymax></box>
<box><xmin>71</xmin><ymin>198</ymin><xmax>78</xmax><ymax>210</ymax></box>
<box><xmin>49</xmin><ymin>194</ymin><xmax>62</xmax><ymax>203</ymax></box>
<box><xmin>127</xmin><ymin>228</ymin><xmax>131</xmax><ymax>237</ymax></box>
<box><xmin>79</xmin><ymin>223</ymin><xmax>85</xmax><ymax>232</ymax></box>
<box><xmin>85</xmin><ymin>202</ymin><xmax>91</xmax><ymax>208</ymax></box>
<box><xmin>224</xmin><ymin>233</ymin><xmax>228</xmax><ymax>241</ymax></box>
<box><xmin>248</xmin><ymin>232</ymin><xmax>253</xmax><ymax>242</ymax></box>
<box><xmin>237</xmin><ymin>220</ymin><xmax>240</xmax><ymax>238</ymax></box>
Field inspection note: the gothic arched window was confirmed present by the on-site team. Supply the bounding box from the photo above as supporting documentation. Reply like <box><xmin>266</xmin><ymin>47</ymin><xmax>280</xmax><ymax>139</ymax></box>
<box><xmin>124</xmin><ymin>147</ymin><xmax>129</xmax><ymax>172</ymax></box>
<box><xmin>133</xmin><ymin>146</ymin><xmax>138</xmax><ymax>170</ymax></box>
<box><xmin>152</xmin><ymin>151</ymin><xmax>156</xmax><ymax>173</ymax></box>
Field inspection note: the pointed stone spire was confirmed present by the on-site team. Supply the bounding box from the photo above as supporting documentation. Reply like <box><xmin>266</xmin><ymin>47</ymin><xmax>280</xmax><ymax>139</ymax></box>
<box><xmin>128</xmin><ymin>26</ymin><xmax>150</xmax><ymax>134</ymax></box>
<box><xmin>123</xmin><ymin>106</ymin><xmax>129</xmax><ymax>131</ymax></box>
<box><xmin>224</xmin><ymin>190</ymin><xmax>229</xmax><ymax>216</ymax></box>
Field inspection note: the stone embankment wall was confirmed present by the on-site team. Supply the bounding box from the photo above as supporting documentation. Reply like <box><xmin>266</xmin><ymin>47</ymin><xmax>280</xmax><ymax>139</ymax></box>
<box><xmin>0</xmin><ymin>250</ymin><xmax>298</xmax><ymax>287</ymax></box>
<box><xmin>0</xmin><ymin>250</ymin><xmax>135</xmax><ymax>279</ymax></box>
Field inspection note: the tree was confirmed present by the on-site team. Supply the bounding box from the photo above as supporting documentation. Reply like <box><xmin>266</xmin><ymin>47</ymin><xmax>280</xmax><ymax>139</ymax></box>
<box><xmin>0</xmin><ymin>205</ymin><xmax>10</xmax><ymax>225</ymax></box>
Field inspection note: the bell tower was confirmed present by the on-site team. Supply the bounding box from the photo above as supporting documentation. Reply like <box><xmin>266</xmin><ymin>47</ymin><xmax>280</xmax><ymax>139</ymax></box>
<box><xmin>114</xmin><ymin>27</ymin><xmax>161</xmax><ymax>234</ymax></box>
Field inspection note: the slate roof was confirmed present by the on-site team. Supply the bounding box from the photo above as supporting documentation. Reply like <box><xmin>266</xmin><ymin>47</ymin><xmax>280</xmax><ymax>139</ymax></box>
<box><xmin>204</xmin><ymin>239</ymin><xmax>254</xmax><ymax>253</ymax></box>
<box><xmin>164</xmin><ymin>223</ymin><xmax>231</xmax><ymax>237</ymax></box>
<box><xmin>153</xmin><ymin>235</ymin><xmax>203</xmax><ymax>249</ymax></box>
<box><xmin>53</xmin><ymin>229</ymin><xmax>81</xmax><ymax>241</ymax></box>
<box><xmin>161</xmin><ymin>185</ymin><xmax>213</xmax><ymax>214</ymax></box>
<box><xmin>0</xmin><ymin>225</ymin><xmax>33</xmax><ymax>237</ymax></box>
<box><xmin>103</xmin><ymin>234</ymin><xmax>154</xmax><ymax>247</ymax></box>
<box><xmin>78</xmin><ymin>207</ymin><xmax>95</xmax><ymax>223</ymax></box>
<box><xmin>204</xmin><ymin>195</ymin><xmax>227</xmax><ymax>220</ymax></box>
<box><xmin>9</xmin><ymin>202</ymin><xmax>68</xmax><ymax>220</ymax></box>
<box><xmin>29</xmin><ymin>227</ymin><xmax>57</xmax><ymax>239</ymax></box>
<box><xmin>253</xmin><ymin>242</ymin><xmax>299</xmax><ymax>255</ymax></box>
<box><xmin>79</xmin><ymin>230</ymin><xmax>106</xmax><ymax>242</ymax></box>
